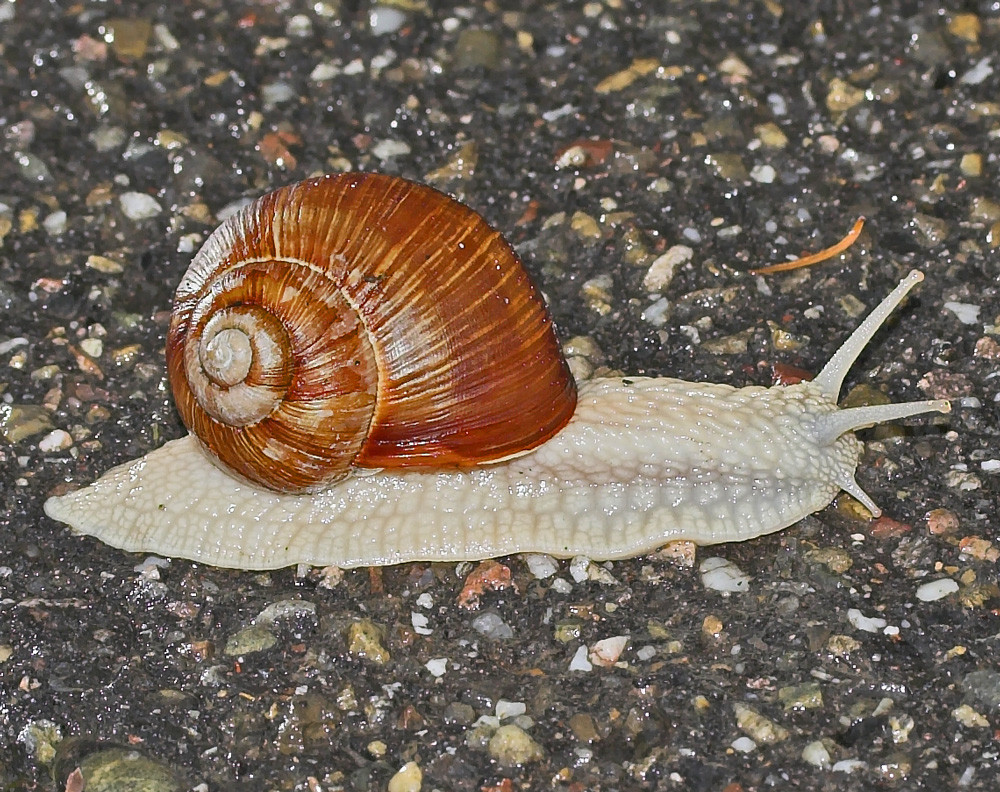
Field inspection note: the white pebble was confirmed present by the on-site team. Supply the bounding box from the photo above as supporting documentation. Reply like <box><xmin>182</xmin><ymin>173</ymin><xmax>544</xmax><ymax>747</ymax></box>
<box><xmin>731</xmin><ymin>736</ymin><xmax>757</xmax><ymax>753</ymax></box>
<box><xmin>43</xmin><ymin>210</ymin><xmax>67</xmax><ymax>235</ymax></box>
<box><xmin>471</xmin><ymin>612</ymin><xmax>513</xmax><ymax>640</ymax></box>
<box><xmin>523</xmin><ymin>553</ymin><xmax>559</xmax><ymax>579</ymax></box>
<box><xmin>495</xmin><ymin>700</ymin><xmax>526</xmax><ymax>720</ymax></box>
<box><xmin>960</xmin><ymin>57</ymin><xmax>993</xmax><ymax>86</ymax></box>
<box><xmin>38</xmin><ymin>429</ymin><xmax>72</xmax><ymax>452</ymax></box>
<box><xmin>119</xmin><ymin>191</ymin><xmax>162</xmax><ymax>220</ymax></box>
<box><xmin>569</xmin><ymin>645</ymin><xmax>593</xmax><ymax>672</ymax></box>
<box><xmin>177</xmin><ymin>233</ymin><xmax>202</xmax><ymax>253</ymax></box>
<box><xmin>550</xmin><ymin>578</ymin><xmax>573</xmax><ymax>594</ymax></box>
<box><xmin>369</xmin><ymin>5</ymin><xmax>406</xmax><ymax>35</ymax></box>
<box><xmin>636</xmin><ymin>645</ymin><xmax>656</xmax><ymax>661</ymax></box>
<box><xmin>943</xmin><ymin>301</ymin><xmax>981</xmax><ymax>325</ymax></box>
<box><xmin>699</xmin><ymin>557</ymin><xmax>751</xmax><ymax>593</ymax></box>
<box><xmin>262</xmin><ymin>80</ymin><xmax>296</xmax><ymax>108</ymax></box>
<box><xmin>750</xmin><ymin>163</ymin><xmax>777</xmax><ymax>183</ymax></box>
<box><xmin>643</xmin><ymin>244</ymin><xmax>692</xmax><ymax>292</ymax></box>
<box><xmin>589</xmin><ymin>635</ymin><xmax>628</xmax><ymax>667</ymax></box>
<box><xmin>411</xmin><ymin>612</ymin><xmax>432</xmax><ymax>635</ymax></box>
<box><xmin>847</xmin><ymin>608</ymin><xmax>887</xmax><ymax>633</ymax></box>
<box><xmin>424</xmin><ymin>657</ymin><xmax>448</xmax><ymax>677</ymax></box>
<box><xmin>79</xmin><ymin>338</ymin><xmax>103</xmax><ymax>358</ymax></box>
<box><xmin>568</xmin><ymin>555</ymin><xmax>617</xmax><ymax>584</ymax></box>
<box><xmin>569</xmin><ymin>555</ymin><xmax>592</xmax><ymax>583</ymax></box>
<box><xmin>915</xmin><ymin>578</ymin><xmax>959</xmax><ymax>602</ymax></box>
<box><xmin>310</xmin><ymin>62</ymin><xmax>339</xmax><ymax>81</ymax></box>
<box><xmin>831</xmin><ymin>759</ymin><xmax>868</xmax><ymax>774</ymax></box>
<box><xmin>371</xmin><ymin>139</ymin><xmax>411</xmax><ymax>160</ymax></box>
<box><xmin>641</xmin><ymin>297</ymin><xmax>671</xmax><ymax>327</ymax></box>
<box><xmin>415</xmin><ymin>592</ymin><xmax>433</xmax><ymax>609</ymax></box>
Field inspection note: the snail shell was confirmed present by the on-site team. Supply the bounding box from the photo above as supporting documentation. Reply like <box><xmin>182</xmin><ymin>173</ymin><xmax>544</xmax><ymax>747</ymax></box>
<box><xmin>166</xmin><ymin>172</ymin><xmax>576</xmax><ymax>491</ymax></box>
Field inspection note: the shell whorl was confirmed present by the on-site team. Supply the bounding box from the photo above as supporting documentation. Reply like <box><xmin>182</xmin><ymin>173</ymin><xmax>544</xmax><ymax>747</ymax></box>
<box><xmin>166</xmin><ymin>173</ymin><xmax>577</xmax><ymax>492</ymax></box>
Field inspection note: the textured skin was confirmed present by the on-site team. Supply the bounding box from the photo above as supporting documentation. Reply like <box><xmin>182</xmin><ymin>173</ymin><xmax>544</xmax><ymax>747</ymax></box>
<box><xmin>44</xmin><ymin>377</ymin><xmax>861</xmax><ymax>569</ymax></box>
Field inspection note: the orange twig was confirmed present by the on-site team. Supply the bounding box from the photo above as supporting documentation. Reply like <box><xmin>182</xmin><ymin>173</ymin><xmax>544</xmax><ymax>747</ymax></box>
<box><xmin>749</xmin><ymin>217</ymin><xmax>865</xmax><ymax>275</ymax></box>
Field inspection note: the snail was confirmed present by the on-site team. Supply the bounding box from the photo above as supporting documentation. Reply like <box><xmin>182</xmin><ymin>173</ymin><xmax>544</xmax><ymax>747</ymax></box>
<box><xmin>44</xmin><ymin>172</ymin><xmax>950</xmax><ymax>570</ymax></box>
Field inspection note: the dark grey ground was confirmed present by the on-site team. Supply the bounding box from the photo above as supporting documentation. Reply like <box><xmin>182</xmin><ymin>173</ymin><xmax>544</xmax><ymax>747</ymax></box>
<box><xmin>2</xmin><ymin>1</ymin><xmax>999</xmax><ymax>790</ymax></box>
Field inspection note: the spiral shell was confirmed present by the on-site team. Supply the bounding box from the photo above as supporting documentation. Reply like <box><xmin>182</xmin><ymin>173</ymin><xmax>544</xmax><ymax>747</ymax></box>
<box><xmin>165</xmin><ymin>173</ymin><xmax>577</xmax><ymax>492</ymax></box>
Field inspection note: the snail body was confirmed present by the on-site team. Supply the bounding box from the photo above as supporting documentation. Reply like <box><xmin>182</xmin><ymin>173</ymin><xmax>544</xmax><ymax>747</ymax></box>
<box><xmin>44</xmin><ymin>174</ymin><xmax>949</xmax><ymax>570</ymax></box>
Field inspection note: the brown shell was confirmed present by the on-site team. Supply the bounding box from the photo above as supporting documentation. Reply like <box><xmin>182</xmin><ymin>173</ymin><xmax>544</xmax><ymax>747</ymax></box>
<box><xmin>166</xmin><ymin>172</ymin><xmax>578</xmax><ymax>492</ymax></box>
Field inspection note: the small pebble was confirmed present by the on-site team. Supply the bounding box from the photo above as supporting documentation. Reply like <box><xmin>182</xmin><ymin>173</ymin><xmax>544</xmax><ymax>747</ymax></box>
<box><xmin>826</xmin><ymin>77</ymin><xmax>865</xmax><ymax>112</ymax></box>
<box><xmin>424</xmin><ymin>657</ymin><xmax>448</xmax><ymax>677</ymax></box>
<box><xmin>568</xmin><ymin>555</ymin><xmax>617</xmax><ymax>584</ymax></box>
<box><xmin>733</xmin><ymin>703</ymin><xmax>788</xmax><ymax>743</ymax></box>
<box><xmin>802</xmin><ymin>739</ymin><xmax>832</xmax><ymax>768</ymax></box>
<box><xmin>254</xmin><ymin>599</ymin><xmax>318</xmax><ymax>629</ymax></box>
<box><xmin>411</xmin><ymin>612</ymin><xmax>432</xmax><ymax>635</ymax></box>
<box><xmin>487</xmin><ymin>724</ymin><xmax>544</xmax><ymax>765</ymax></box>
<box><xmin>961</xmin><ymin>669</ymin><xmax>1000</xmax><ymax>710</ymax></box>
<box><xmin>588</xmin><ymin>636</ymin><xmax>628</xmax><ymax>667</ymax></box>
<box><xmin>847</xmin><ymin>607</ymin><xmax>887</xmax><ymax>633</ymax></box>
<box><xmin>224</xmin><ymin>625</ymin><xmax>276</xmax><ymax>656</ymax></box>
<box><xmin>641</xmin><ymin>296</ymin><xmax>671</xmax><ymax>327</ymax></box>
<box><xmin>952</xmin><ymin>704</ymin><xmax>989</xmax><ymax>728</ymax></box>
<box><xmin>43</xmin><ymin>210</ymin><xmax>66</xmax><ymax>235</ymax></box>
<box><xmin>345</xmin><ymin>619</ymin><xmax>390</xmax><ymax>664</ymax></box>
<box><xmin>79</xmin><ymin>337</ymin><xmax>103</xmax><ymax>358</ymax></box>
<box><xmin>471</xmin><ymin>611</ymin><xmax>514</xmax><ymax>640</ymax></box>
<box><xmin>369</xmin><ymin>5</ymin><xmax>406</xmax><ymax>36</ymax></box>
<box><xmin>943</xmin><ymin>301</ymin><xmax>981</xmax><ymax>325</ymax></box>
<box><xmin>86</xmin><ymin>254</ymin><xmax>124</xmax><ymax>274</ymax></box>
<box><xmin>832</xmin><ymin>759</ymin><xmax>868</xmax><ymax>774</ymax></box>
<box><xmin>699</xmin><ymin>557</ymin><xmax>751</xmax><ymax>593</ymax></box>
<box><xmin>636</xmin><ymin>645</ymin><xmax>656</xmax><ymax>661</ymax></box>
<box><xmin>17</xmin><ymin>719</ymin><xmax>62</xmax><ymax>764</ymax></box>
<box><xmin>523</xmin><ymin>553</ymin><xmax>559</xmax><ymax>579</ymax></box>
<box><xmin>750</xmin><ymin>163</ymin><xmax>776</xmax><ymax>184</ymax></box>
<box><xmin>569</xmin><ymin>645</ymin><xmax>593</xmax><ymax>672</ymax></box>
<box><xmin>643</xmin><ymin>244</ymin><xmax>692</xmax><ymax>293</ymax></box>
<box><xmin>0</xmin><ymin>404</ymin><xmax>54</xmax><ymax>443</ymax></box>
<box><xmin>731</xmin><ymin>736</ymin><xmax>757</xmax><ymax>753</ymax></box>
<box><xmin>38</xmin><ymin>428</ymin><xmax>73</xmax><ymax>452</ymax></box>
<box><xmin>371</xmin><ymin>139</ymin><xmax>411</xmax><ymax>160</ymax></box>
<box><xmin>495</xmin><ymin>700</ymin><xmax>526</xmax><ymax>720</ymax></box>
<box><xmin>387</xmin><ymin>760</ymin><xmax>422</xmax><ymax>792</ymax></box>
<box><xmin>119</xmin><ymin>191</ymin><xmax>162</xmax><ymax>220</ymax></box>
<box><xmin>915</xmin><ymin>578</ymin><xmax>959</xmax><ymax>602</ymax></box>
<box><xmin>778</xmin><ymin>682</ymin><xmax>823</xmax><ymax>711</ymax></box>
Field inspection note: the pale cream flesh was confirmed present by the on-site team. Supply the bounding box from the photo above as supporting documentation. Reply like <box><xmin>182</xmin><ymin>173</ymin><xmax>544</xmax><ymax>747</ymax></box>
<box><xmin>44</xmin><ymin>271</ymin><xmax>948</xmax><ymax>569</ymax></box>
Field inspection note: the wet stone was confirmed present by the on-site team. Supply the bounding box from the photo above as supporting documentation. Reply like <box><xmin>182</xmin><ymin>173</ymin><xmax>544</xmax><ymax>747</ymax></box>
<box><xmin>733</xmin><ymin>704</ymin><xmax>789</xmax><ymax>744</ymax></box>
<box><xmin>253</xmin><ymin>598</ymin><xmax>318</xmax><ymax>633</ymax></box>
<box><xmin>962</xmin><ymin>670</ymin><xmax>1000</xmax><ymax>711</ymax></box>
<box><xmin>78</xmin><ymin>748</ymin><xmax>182</xmax><ymax>792</ymax></box>
<box><xmin>778</xmin><ymin>682</ymin><xmax>823</xmax><ymax>711</ymax></box>
<box><xmin>471</xmin><ymin>611</ymin><xmax>514</xmax><ymax>640</ymax></box>
<box><xmin>0</xmin><ymin>404</ymin><xmax>54</xmax><ymax>443</ymax></box>
<box><xmin>443</xmin><ymin>702</ymin><xmax>476</xmax><ymax>725</ymax></box>
<box><xmin>223</xmin><ymin>625</ymin><xmax>276</xmax><ymax>656</ymax></box>
<box><xmin>345</xmin><ymin>618</ymin><xmax>390</xmax><ymax>664</ymax></box>
<box><xmin>487</xmin><ymin>724</ymin><xmax>544</xmax><ymax>765</ymax></box>
<box><xmin>387</xmin><ymin>761</ymin><xmax>422</xmax><ymax>792</ymax></box>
